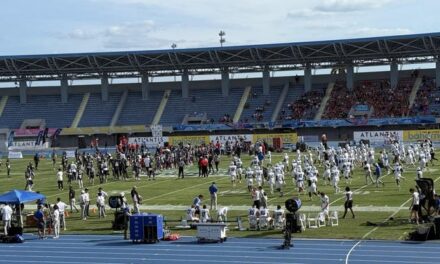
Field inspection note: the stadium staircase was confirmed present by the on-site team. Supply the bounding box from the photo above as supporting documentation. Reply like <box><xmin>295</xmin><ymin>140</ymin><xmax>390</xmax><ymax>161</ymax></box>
<box><xmin>233</xmin><ymin>86</ymin><xmax>252</xmax><ymax>123</ymax></box>
<box><xmin>71</xmin><ymin>93</ymin><xmax>90</xmax><ymax>128</ymax></box>
<box><xmin>314</xmin><ymin>82</ymin><xmax>334</xmax><ymax>121</ymax></box>
<box><xmin>152</xmin><ymin>90</ymin><xmax>171</xmax><ymax>125</ymax></box>
<box><xmin>110</xmin><ymin>90</ymin><xmax>128</xmax><ymax>127</ymax></box>
<box><xmin>0</xmin><ymin>96</ymin><xmax>8</xmax><ymax>117</ymax></box>
<box><xmin>271</xmin><ymin>83</ymin><xmax>289</xmax><ymax>122</ymax></box>
<box><xmin>408</xmin><ymin>76</ymin><xmax>423</xmax><ymax>112</ymax></box>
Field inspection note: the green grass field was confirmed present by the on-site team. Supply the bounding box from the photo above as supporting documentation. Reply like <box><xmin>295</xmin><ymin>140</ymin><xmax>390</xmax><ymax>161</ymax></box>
<box><xmin>1</xmin><ymin>151</ymin><xmax>438</xmax><ymax>241</ymax></box>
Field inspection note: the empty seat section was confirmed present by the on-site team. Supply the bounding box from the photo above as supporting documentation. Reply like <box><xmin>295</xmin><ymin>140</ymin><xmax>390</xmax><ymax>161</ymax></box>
<box><xmin>79</xmin><ymin>93</ymin><xmax>120</xmax><ymax>127</ymax></box>
<box><xmin>0</xmin><ymin>94</ymin><xmax>82</xmax><ymax>129</ymax></box>
<box><xmin>117</xmin><ymin>91</ymin><xmax>163</xmax><ymax>126</ymax></box>
<box><xmin>160</xmin><ymin>88</ymin><xmax>242</xmax><ymax>125</ymax></box>
<box><xmin>240</xmin><ymin>86</ymin><xmax>283</xmax><ymax>122</ymax></box>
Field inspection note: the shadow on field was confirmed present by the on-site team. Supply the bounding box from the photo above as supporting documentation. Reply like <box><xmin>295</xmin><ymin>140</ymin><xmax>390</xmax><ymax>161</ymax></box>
<box><xmin>362</xmin><ymin>217</ymin><xmax>410</xmax><ymax>227</ymax></box>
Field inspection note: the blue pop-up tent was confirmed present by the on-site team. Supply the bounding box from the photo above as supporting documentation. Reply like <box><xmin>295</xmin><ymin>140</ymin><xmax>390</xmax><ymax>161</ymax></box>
<box><xmin>0</xmin><ymin>189</ymin><xmax>46</xmax><ymax>227</ymax></box>
<box><xmin>0</xmin><ymin>190</ymin><xmax>45</xmax><ymax>204</ymax></box>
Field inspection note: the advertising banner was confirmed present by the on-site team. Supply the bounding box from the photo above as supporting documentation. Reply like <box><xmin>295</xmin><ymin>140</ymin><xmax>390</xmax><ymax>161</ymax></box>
<box><xmin>209</xmin><ymin>134</ymin><xmax>252</xmax><ymax>144</ymax></box>
<box><xmin>168</xmin><ymin>135</ymin><xmax>210</xmax><ymax>146</ymax></box>
<box><xmin>353</xmin><ymin>130</ymin><xmax>403</xmax><ymax>143</ymax></box>
<box><xmin>128</xmin><ymin>137</ymin><xmax>169</xmax><ymax>148</ymax></box>
<box><xmin>403</xmin><ymin>129</ymin><xmax>440</xmax><ymax>142</ymax></box>
<box><xmin>252</xmin><ymin>133</ymin><xmax>298</xmax><ymax>145</ymax></box>
<box><xmin>8</xmin><ymin>151</ymin><xmax>23</xmax><ymax>159</ymax></box>
<box><xmin>8</xmin><ymin>141</ymin><xmax>50</xmax><ymax>150</ymax></box>
<box><xmin>65</xmin><ymin>151</ymin><xmax>76</xmax><ymax>158</ymax></box>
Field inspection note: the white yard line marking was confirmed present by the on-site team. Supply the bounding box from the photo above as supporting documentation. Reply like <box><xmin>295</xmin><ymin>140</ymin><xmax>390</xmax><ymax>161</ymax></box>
<box><xmin>362</xmin><ymin>175</ymin><xmax>440</xmax><ymax>240</ymax></box>
<box><xmin>142</xmin><ymin>177</ymin><xmax>229</xmax><ymax>202</ymax></box>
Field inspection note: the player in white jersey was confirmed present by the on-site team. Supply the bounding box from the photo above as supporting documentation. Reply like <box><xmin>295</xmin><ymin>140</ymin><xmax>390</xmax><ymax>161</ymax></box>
<box><xmin>295</xmin><ymin>167</ymin><xmax>305</xmax><ymax>194</ymax></box>
<box><xmin>267</xmin><ymin>168</ymin><xmax>275</xmax><ymax>194</ymax></box>
<box><xmin>319</xmin><ymin>192</ymin><xmax>330</xmax><ymax>221</ymax></box>
<box><xmin>393</xmin><ymin>162</ymin><xmax>403</xmax><ymax>189</ymax></box>
<box><xmin>275</xmin><ymin>166</ymin><xmax>284</xmax><ymax>197</ymax></box>
<box><xmin>419</xmin><ymin>151</ymin><xmax>427</xmax><ymax>171</ymax></box>
<box><xmin>251</xmin><ymin>155</ymin><xmax>259</xmax><ymax>167</ymax></box>
<box><xmin>406</xmin><ymin>147</ymin><xmax>415</xmax><ymax>167</ymax></box>
<box><xmin>254</xmin><ymin>166</ymin><xmax>263</xmax><ymax>187</ymax></box>
<box><xmin>295</xmin><ymin>149</ymin><xmax>302</xmax><ymax>163</ymax></box>
<box><xmin>343</xmin><ymin>162</ymin><xmax>351</xmax><ymax>185</ymax></box>
<box><xmin>283</xmin><ymin>153</ymin><xmax>289</xmax><ymax>171</ymax></box>
<box><xmin>381</xmin><ymin>150</ymin><xmax>391</xmax><ymax>174</ymax></box>
<box><xmin>307</xmin><ymin>176</ymin><xmax>318</xmax><ymax>201</ymax></box>
<box><xmin>200</xmin><ymin>205</ymin><xmax>210</xmax><ymax>223</ymax></box>
<box><xmin>245</xmin><ymin>167</ymin><xmax>254</xmax><ymax>192</ymax></box>
<box><xmin>236</xmin><ymin>158</ymin><xmax>243</xmax><ymax>183</ymax></box>
<box><xmin>228</xmin><ymin>162</ymin><xmax>237</xmax><ymax>187</ymax></box>
<box><xmin>363</xmin><ymin>161</ymin><xmax>374</xmax><ymax>185</ymax></box>
<box><xmin>416</xmin><ymin>167</ymin><xmax>423</xmax><ymax>180</ymax></box>
<box><xmin>266</xmin><ymin>151</ymin><xmax>272</xmax><ymax>165</ymax></box>
<box><xmin>323</xmin><ymin>161</ymin><xmax>331</xmax><ymax>185</ymax></box>
<box><xmin>331</xmin><ymin>165</ymin><xmax>340</xmax><ymax>193</ymax></box>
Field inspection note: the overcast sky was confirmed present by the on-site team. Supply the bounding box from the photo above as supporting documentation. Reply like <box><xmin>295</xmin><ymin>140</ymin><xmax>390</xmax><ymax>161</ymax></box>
<box><xmin>0</xmin><ymin>0</ymin><xmax>438</xmax><ymax>56</ymax></box>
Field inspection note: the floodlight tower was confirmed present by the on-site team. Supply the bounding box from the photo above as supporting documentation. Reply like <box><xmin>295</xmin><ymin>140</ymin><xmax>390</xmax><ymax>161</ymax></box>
<box><xmin>219</xmin><ymin>31</ymin><xmax>226</xmax><ymax>47</ymax></box>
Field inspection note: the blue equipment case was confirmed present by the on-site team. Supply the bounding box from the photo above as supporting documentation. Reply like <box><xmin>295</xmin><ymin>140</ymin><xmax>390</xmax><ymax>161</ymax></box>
<box><xmin>130</xmin><ymin>213</ymin><xmax>164</xmax><ymax>243</ymax></box>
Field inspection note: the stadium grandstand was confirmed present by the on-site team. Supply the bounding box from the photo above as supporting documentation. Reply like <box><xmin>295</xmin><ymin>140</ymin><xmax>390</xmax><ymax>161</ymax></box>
<box><xmin>0</xmin><ymin>32</ymin><xmax>440</xmax><ymax>151</ymax></box>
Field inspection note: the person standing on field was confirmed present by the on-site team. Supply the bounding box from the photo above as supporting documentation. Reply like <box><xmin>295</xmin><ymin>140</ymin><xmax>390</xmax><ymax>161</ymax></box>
<box><xmin>410</xmin><ymin>188</ymin><xmax>420</xmax><ymax>225</ymax></box>
<box><xmin>342</xmin><ymin>186</ymin><xmax>355</xmax><ymax>219</ymax></box>
<box><xmin>1</xmin><ymin>204</ymin><xmax>12</xmax><ymax>235</ymax></box>
<box><xmin>56</xmin><ymin>168</ymin><xmax>64</xmax><ymax>191</ymax></box>
<box><xmin>209</xmin><ymin>182</ymin><xmax>218</xmax><ymax>210</ymax></box>
<box><xmin>69</xmin><ymin>186</ymin><xmax>79</xmax><ymax>213</ymax></box>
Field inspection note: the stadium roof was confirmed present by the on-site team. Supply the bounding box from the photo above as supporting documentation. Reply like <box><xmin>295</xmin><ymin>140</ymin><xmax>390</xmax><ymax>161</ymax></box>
<box><xmin>1</xmin><ymin>32</ymin><xmax>440</xmax><ymax>82</ymax></box>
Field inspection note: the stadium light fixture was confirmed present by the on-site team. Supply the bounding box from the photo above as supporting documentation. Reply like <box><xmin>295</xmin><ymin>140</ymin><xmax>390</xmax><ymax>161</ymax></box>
<box><xmin>171</xmin><ymin>43</ymin><xmax>177</xmax><ymax>50</ymax></box>
<box><xmin>219</xmin><ymin>30</ymin><xmax>226</xmax><ymax>47</ymax></box>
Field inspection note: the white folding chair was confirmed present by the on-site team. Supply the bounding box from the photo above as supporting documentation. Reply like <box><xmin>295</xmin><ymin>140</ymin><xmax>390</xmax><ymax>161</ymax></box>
<box><xmin>317</xmin><ymin>212</ymin><xmax>326</xmax><ymax>227</ymax></box>
<box><xmin>248</xmin><ymin>215</ymin><xmax>259</xmax><ymax>230</ymax></box>
<box><xmin>175</xmin><ymin>219</ymin><xmax>191</xmax><ymax>229</ymax></box>
<box><xmin>298</xmin><ymin>213</ymin><xmax>307</xmax><ymax>231</ymax></box>
<box><xmin>259</xmin><ymin>216</ymin><xmax>269</xmax><ymax>230</ymax></box>
<box><xmin>329</xmin><ymin>211</ymin><xmax>339</xmax><ymax>226</ymax></box>
<box><xmin>274</xmin><ymin>213</ymin><xmax>285</xmax><ymax>230</ymax></box>
<box><xmin>307</xmin><ymin>213</ymin><xmax>318</xmax><ymax>228</ymax></box>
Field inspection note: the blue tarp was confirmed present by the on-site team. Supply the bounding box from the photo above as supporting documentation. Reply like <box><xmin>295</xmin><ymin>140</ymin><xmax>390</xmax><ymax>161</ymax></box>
<box><xmin>0</xmin><ymin>189</ymin><xmax>45</xmax><ymax>204</ymax></box>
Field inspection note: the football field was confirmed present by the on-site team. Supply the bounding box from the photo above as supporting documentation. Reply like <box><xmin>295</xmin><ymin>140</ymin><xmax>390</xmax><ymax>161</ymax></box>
<box><xmin>0</xmin><ymin>151</ymin><xmax>438</xmax><ymax>240</ymax></box>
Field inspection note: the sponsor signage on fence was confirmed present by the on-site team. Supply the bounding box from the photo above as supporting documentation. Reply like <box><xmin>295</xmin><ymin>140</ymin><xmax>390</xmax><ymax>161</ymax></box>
<box><xmin>8</xmin><ymin>141</ymin><xmax>49</xmax><ymax>150</ymax></box>
<box><xmin>403</xmin><ymin>129</ymin><xmax>440</xmax><ymax>142</ymax></box>
<box><xmin>128</xmin><ymin>137</ymin><xmax>169</xmax><ymax>148</ymax></box>
<box><xmin>252</xmin><ymin>133</ymin><xmax>298</xmax><ymax>145</ymax></box>
<box><xmin>65</xmin><ymin>151</ymin><xmax>76</xmax><ymax>158</ymax></box>
<box><xmin>8</xmin><ymin>151</ymin><xmax>23</xmax><ymax>159</ymax></box>
<box><xmin>209</xmin><ymin>134</ymin><xmax>252</xmax><ymax>144</ymax></box>
<box><xmin>353</xmin><ymin>130</ymin><xmax>403</xmax><ymax>143</ymax></box>
<box><xmin>168</xmin><ymin>135</ymin><xmax>210</xmax><ymax>146</ymax></box>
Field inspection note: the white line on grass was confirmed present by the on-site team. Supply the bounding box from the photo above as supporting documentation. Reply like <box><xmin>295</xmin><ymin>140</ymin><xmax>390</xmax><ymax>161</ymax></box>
<box><xmin>142</xmin><ymin>177</ymin><xmax>229</xmax><ymax>202</ymax></box>
<box><xmin>361</xmin><ymin>175</ymin><xmax>440</xmax><ymax>240</ymax></box>
<box><xmin>45</xmin><ymin>177</ymin><xmax>175</xmax><ymax>199</ymax></box>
